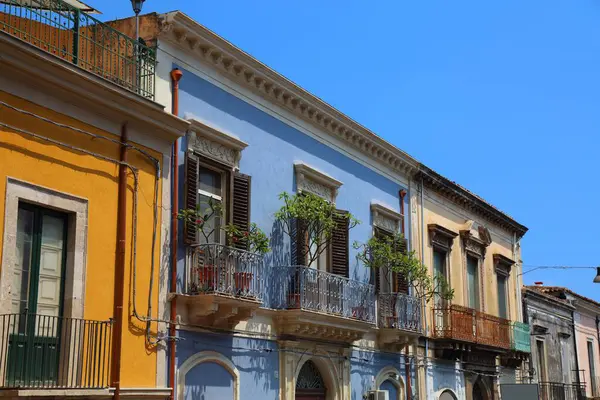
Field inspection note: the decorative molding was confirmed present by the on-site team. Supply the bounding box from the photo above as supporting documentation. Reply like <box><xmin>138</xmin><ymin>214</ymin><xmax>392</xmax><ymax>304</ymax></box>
<box><xmin>157</xmin><ymin>12</ymin><xmax>420</xmax><ymax>180</ymax></box>
<box><xmin>374</xmin><ymin>366</ymin><xmax>405</xmax><ymax>400</ymax></box>
<box><xmin>418</xmin><ymin>167</ymin><xmax>528</xmax><ymax>237</ymax></box>
<box><xmin>428</xmin><ymin>224</ymin><xmax>458</xmax><ymax>252</ymax></box>
<box><xmin>460</xmin><ymin>230</ymin><xmax>488</xmax><ymax>258</ymax></box>
<box><xmin>494</xmin><ymin>253</ymin><xmax>515</xmax><ymax>277</ymax></box>
<box><xmin>187</xmin><ymin>118</ymin><xmax>248</xmax><ymax>168</ymax></box>
<box><xmin>294</xmin><ymin>162</ymin><xmax>342</xmax><ymax>202</ymax></box>
<box><xmin>371</xmin><ymin>202</ymin><xmax>403</xmax><ymax>234</ymax></box>
<box><xmin>177</xmin><ymin>351</ymin><xmax>240</xmax><ymax>400</ymax></box>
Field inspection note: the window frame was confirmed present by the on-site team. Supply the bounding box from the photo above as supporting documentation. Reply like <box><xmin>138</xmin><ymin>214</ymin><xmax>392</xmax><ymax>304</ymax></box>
<box><xmin>196</xmin><ymin>159</ymin><xmax>231</xmax><ymax>245</ymax></box>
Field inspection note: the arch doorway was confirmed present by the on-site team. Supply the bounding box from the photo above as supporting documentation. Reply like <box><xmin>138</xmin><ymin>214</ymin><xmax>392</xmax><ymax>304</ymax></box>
<box><xmin>472</xmin><ymin>379</ymin><xmax>488</xmax><ymax>400</ymax></box>
<box><xmin>296</xmin><ymin>360</ymin><xmax>327</xmax><ymax>400</ymax></box>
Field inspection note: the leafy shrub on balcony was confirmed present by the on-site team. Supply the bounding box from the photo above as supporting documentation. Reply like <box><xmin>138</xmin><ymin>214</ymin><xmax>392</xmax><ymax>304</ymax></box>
<box><xmin>354</xmin><ymin>232</ymin><xmax>454</xmax><ymax>302</ymax></box>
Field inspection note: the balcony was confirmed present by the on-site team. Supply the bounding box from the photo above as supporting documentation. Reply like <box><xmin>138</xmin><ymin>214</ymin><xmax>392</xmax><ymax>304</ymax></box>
<box><xmin>511</xmin><ymin>321</ymin><xmax>531</xmax><ymax>352</ymax></box>
<box><xmin>538</xmin><ymin>382</ymin><xmax>585</xmax><ymax>400</ymax></box>
<box><xmin>0</xmin><ymin>313</ymin><xmax>112</xmax><ymax>390</ymax></box>
<box><xmin>377</xmin><ymin>293</ymin><xmax>422</xmax><ymax>347</ymax></box>
<box><xmin>270</xmin><ymin>266</ymin><xmax>375</xmax><ymax>343</ymax></box>
<box><xmin>175</xmin><ymin>244</ymin><xmax>264</xmax><ymax>328</ymax></box>
<box><xmin>432</xmin><ymin>304</ymin><xmax>511</xmax><ymax>350</ymax></box>
<box><xmin>1</xmin><ymin>0</ymin><xmax>155</xmax><ymax>99</ymax></box>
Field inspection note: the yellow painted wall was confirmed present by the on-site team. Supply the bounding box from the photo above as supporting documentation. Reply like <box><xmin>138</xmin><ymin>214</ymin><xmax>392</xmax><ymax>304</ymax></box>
<box><xmin>0</xmin><ymin>91</ymin><xmax>163</xmax><ymax>388</ymax></box>
<box><xmin>418</xmin><ymin>188</ymin><xmax>522</xmax><ymax>324</ymax></box>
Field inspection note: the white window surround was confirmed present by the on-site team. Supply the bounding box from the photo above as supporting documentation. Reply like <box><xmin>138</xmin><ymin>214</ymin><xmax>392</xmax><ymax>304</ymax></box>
<box><xmin>371</xmin><ymin>202</ymin><xmax>403</xmax><ymax>234</ymax></box>
<box><xmin>435</xmin><ymin>388</ymin><xmax>459</xmax><ymax>400</ymax></box>
<box><xmin>177</xmin><ymin>351</ymin><xmax>240</xmax><ymax>400</ymax></box>
<box><xmin>294</xmin><ymin>162</ymin><xmax>342</xmax><ymax>202</ymax></box>
<box><xmin>374</xmin><ymin>366</ymin><xmax>405</xmax><ymax>400</ymax></box>
<box><xmin>186</xmin><ymin>118</ymin><xmax>248</xmax><ymax>169</ymax></box>
<box><xmin>0</xmin><ymin>178</ymin><xmax>88</xmax><ymax>319</ymax></box>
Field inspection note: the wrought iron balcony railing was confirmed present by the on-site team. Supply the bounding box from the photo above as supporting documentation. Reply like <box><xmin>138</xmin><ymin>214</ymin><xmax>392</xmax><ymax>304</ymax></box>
<box><xmin>378</xmin><ymin>292</ymin><xmax>422</xmax><ymax>333</ymax></box>
<box><xmin>432</xmin><ymin>304</ymin><xmax>511</xmax><ymax>349</ymax></box>
<box><xmin>538</xmin><ymin>382</ymin><xmax>586</xmax><ymax>400</ymax></box>
<box><xmin>270</xmin><ymin>266</ymin><xmax>376</xmax><ymax>324</ymax></box>
<box><xmin>511</xmin><ymin>321</ymin><xmax>531</xmax><ymax>353</ymax></box>
<box><xmin>0</xmin><ymin>313</ymin><xmax>112</xmax><ymax>389</ymax></box>
<box><xmin>185</xmin><ymin>244</ymin><xmax>264</xmax><ymax>301</ymax></box>
<box><xmin>1</xmin><ymin>0</ymin><xmax>156</xmax><ymax>99</ymax></box>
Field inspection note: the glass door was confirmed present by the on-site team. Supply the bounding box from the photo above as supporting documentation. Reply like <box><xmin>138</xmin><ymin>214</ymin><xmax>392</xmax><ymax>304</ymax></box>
<box><xmin>7</xmin><ymin>203</ymin><xmax>67</xmax><ymax>387</ymax></box>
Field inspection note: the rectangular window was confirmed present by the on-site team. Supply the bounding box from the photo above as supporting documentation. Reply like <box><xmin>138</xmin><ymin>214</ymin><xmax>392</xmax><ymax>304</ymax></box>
<box><xmin>537</xmin><ymin>339</ymin><xmax>547</xmax><ymax>382</ymax></box>
<box><xmin>497</xmin><ymin>274</ymin><xmax>508</xmax><ymax>318</ymax></box>
<box><xmin>588</xmin><ymin>341</ymin><xmax>597</xmax><ymax>396</ymax></box>
<box><xmin>467</xmin><ymin>255</ymin><xmax>480</xmax><ymax>310</ymax></box>
<box><xmin>433</xmin><ymin>249</ymin><xmax>447</xmax><ymax>305</ymax></box>
<box><xmin>197</xmin><ymin>164</ymin><xmax>226</xmax><ymax>244</ymax></box>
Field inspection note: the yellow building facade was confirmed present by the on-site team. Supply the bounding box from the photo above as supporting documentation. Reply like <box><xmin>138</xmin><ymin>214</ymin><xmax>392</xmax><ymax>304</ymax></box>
<box><xmin>0</xmin><ymin>7</ymin><xmax>187</xmax><ymax>398</ymax></box>
<box><xmin>410</xmin><ymin>167</ymin><xmax>529</xmax><ymax>400</ymax></box>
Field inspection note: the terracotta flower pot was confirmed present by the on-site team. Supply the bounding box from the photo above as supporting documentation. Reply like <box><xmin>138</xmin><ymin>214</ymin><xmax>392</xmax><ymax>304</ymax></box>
<box><xmin>196</xmin><ymin>266</ymin><xmax>216</xmax><ymax>291</ymax></box>
<box><xmin>234</xmin><ymin>272</ymin><xmax>253</xmax><ymax>295</ymax></box>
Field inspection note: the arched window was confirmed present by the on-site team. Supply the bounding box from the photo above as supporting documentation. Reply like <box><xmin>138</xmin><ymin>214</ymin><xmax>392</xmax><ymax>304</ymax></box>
<box><xmin>439</xmin><ymin>389</ymin><xmax>458</xmax><ymax>400</ymax></box>
<box><xmin>296</xmin><ymin>360</ymin><xmax>326</xmax><ymax>399</ymax></box>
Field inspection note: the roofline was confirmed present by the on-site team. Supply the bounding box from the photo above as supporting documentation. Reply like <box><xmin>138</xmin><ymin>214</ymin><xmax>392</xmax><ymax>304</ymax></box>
<box><xmin>527</xmin><ymin>285</ymin><xmax>600</xmax><ymax>312</ymax></box>
<box><xmin>523</xmin><ymin>286</ymin><xmax>575</xmax><ymax>311</ymax></box>
<box><xmin>418</xmin><ymin>166</ymin><xmax>528</xmax><ymax>237</ymax></box>
<box><xmin>153</xmin><ymin>11</ymin><xmax>527</xmax><ymax>234</ymax></box>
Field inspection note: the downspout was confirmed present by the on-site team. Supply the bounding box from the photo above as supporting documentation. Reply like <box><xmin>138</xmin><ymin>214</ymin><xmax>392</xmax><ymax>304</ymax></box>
<box><xmin>169</xmin><ymin>68</ymin><xmax>183</xmax><ymax>400</ymax></box>
<box><xmin>572</xmin><ymin>307</ymin><xmax>583</xmax><ymax>396</ymax></box>
<box><xmin>400</xmin><ymin>189</ymin><xmax>412</xmax><ymax>400</ymax></box>
<box><xmin>111</xmin><ymin>123</ymin><xmax>129</xmax><ymax>400</ymax></box>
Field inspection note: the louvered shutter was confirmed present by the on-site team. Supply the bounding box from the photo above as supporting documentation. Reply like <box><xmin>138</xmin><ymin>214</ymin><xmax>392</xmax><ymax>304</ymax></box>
<box><xmin>232</xmin><ymin>172</ymin><xmax>251</xmax><ymax>250</ymax></box>
<box><xmin>291</xmin><ymin>219</ymin><xmax>307</xmax><ymax>266</ymax></box>
<box><xmin>331</xmin><ymin>210</ymin><xmax>349</xmax><ymax>277</ymax></box>
<box><xmin>184</xmin><ymin>152</ymin><xmax>199</xmax><ymax>244</ymax></box>
<box><xmin>394</xmin><ymin>238</ymin><xmax>409</xmax><ymax>294</ymax></box>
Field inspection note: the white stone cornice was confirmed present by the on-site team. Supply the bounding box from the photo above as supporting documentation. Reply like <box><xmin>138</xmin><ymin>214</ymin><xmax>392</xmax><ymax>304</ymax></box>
<box><xmin>294</xmin><ymin>162</ymin><xmax>342</xmax><ymax>202</ymax></box>
<box><xmin>158</xmin><ymin>12</ymin><xmax>419</xmax><ymax>178</ymax></box>
<box><xmin>187</xmin><ymin>118</ymin><xmax>248</xmax><ymax>168</ymax></box>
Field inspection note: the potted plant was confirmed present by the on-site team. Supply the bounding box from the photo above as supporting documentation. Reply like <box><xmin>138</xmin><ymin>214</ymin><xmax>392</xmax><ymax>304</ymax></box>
<box><xmin>354</xmin><ymin>232</ymin><xmax>454</xmax><ymax>307</ymax></box>
<box><xmin>178</xmin><ymin>198</ymin><xmax>223</xmax><ymax>292</ymax></box>
<box><xmin>274</xmin><ymin>192</ymin><xmax>359</xmax><ymax>309</ymax></box>
<box><xmin>223</xmin><ymin>223</ymin><xmax>270</xmax><ymax>295</ymax></box>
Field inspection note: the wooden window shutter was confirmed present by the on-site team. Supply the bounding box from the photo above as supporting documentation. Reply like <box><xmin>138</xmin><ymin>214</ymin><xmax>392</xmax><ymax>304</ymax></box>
<box><xmin>331</xmin><ymin>210</ymin><xmax>349</xmax><ymax>277</ymax></box>
<box><xmin>184</xmin><ymin>152</ymin><xmax>199</xmax><ymax>244</ymax></box>
<box><xmin>393</xmin><ymin>238</ymin><xmax>409</xmax><ymax>294</ymax></box>
<box><xmin>291</xmin><ymin>219</ymin><xmax>307</xmax><ymax>266</ymax></box>
<box><xmin>232</xmin><ymin>172</ymin><xmax>251</xmax><ymax>250</ymax></box>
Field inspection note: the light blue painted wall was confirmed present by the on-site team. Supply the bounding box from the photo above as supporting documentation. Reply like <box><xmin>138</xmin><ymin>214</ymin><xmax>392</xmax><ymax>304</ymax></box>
<box><xmin>173</xmin><ymin>65</ymin><xmax>409</xmax><ymax>289</ymax></box>
<box><xmin>428</xmin><ymin>361</ymin><xmax>466</xmax><ymax>400</ymax></box>
<box><xmin>177</xmin><ymin>331</ymin><xmax>279</xmax><ymax>400</ymax></box>
<box><xmin>380</xmin><ymin>380</ymin><xmax>399</xmax><ymax>399</ymax></box>
<box><xmin>184</xmin><ymin>361</ymin><xmax>234</xmax><ymax>400</ymax></box>
<box><xmin>350</xmin><ymin>350</ymin><xmax>415</xmax><ymax>400</ymax></box>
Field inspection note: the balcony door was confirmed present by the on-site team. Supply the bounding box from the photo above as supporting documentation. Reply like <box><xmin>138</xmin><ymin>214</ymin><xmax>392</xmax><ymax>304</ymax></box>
<box><xmin>7</xmin><ymin>203</ymin><xmax>67</xmax><ymax>386</ymax></box>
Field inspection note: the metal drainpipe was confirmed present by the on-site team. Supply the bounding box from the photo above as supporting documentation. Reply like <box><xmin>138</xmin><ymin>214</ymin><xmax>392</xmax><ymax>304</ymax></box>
<box><xmin>572</xmin><ymin>307</ymin><xmax>583</xmax><ymax>397</ymax></box>
<box><xmin>169</xmin><ymin>68</ymin><xmax>183</xmax><ymax>400</ymax></box>
<box><xmin>111</xmin><ymin>123</ymin><xmax>128</xmax><ymax>400</ymax></box>
<box><xmin>399</xmin><ymin>189</ymin><xmax>412</xmax><ymax>400</ymax></box>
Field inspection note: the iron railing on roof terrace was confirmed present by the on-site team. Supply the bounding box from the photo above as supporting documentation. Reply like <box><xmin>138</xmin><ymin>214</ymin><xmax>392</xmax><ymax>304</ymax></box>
<box><xmin>1</xmin><ymin>0</ymin><xmax>156</xmax><ymax>99</ymax></box>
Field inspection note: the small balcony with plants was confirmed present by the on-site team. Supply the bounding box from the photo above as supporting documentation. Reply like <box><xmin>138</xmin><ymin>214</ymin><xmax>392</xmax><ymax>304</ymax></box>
<box><xmin>175</xmin><ymin>202</ymin><xmax>269</xmax><ymax>328</ymax></box>
<box><xmin>355</xmin><ymin>231</ymin><xmax>450</xmax><ymax>347</ymax></box>
<box><xmin>1</xmin><ymin>0</ymin><xmax>156</xmax><ymax>99</ymax></box>
<box><xmin>269</xmin><ymin>192</ymin><xmax>376</xmax><ymax>343</ymax></box>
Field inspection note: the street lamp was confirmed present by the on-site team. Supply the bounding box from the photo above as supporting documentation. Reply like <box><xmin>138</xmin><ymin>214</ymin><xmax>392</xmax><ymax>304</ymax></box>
<box><xmin>130</xmin><ymin>0</ymin><xmax>145</xmax><ymax>41</ymax></box>
<box><xmin>593</xmin><ymin>267</ymin><xmax>600</xmax><ymax>283</ymax></box>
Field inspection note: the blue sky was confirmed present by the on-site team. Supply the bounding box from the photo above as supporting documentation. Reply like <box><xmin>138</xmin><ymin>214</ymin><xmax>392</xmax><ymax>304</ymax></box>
<box><xmin>99</xmin><ymin>0</ymin><xmax>600</xmax><ymax>299</ymax></box>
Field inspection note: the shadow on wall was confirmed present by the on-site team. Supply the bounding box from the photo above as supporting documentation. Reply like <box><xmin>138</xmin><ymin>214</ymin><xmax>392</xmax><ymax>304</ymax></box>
<box><xmin>350</xmin><ymin>350</ymin><xmax>409</xmax><ymax>400</ymax></box>
<box><xmin>178</xmin><ymin>331</ymin><xmax>279</xmax><ymax>398</ymax></box>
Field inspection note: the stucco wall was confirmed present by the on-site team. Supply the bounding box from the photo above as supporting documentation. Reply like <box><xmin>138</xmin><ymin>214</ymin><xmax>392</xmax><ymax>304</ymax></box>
<box><xmin>0</xmin><ymin>91</ymin><xmax>165</xmax><ymax>388</ymax></box>
<box><xmin>574</xmin><ymin>306</ymin><xmax>600</xmax><ymax>395</ymax></box>
<box><xmin>427</xmin><ymin>360</ymin><xmax>466</xmax><ymax>400</ymax></box>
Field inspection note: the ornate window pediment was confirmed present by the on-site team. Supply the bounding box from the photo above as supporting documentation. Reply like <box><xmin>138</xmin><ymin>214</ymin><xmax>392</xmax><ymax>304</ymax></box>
<box><xmin>294</xmin><ymin>162</ymin><xmax>342</xmax><ymax>202</ymax></box>
<box><xmin>460</xmin><ymin>230</ymin><xmax>488</xmax><ymax>258</ymax></box>
<box><xmin>428</xmin><ymin>224</ymin><xmax>458</xmax><ymax>251</ymax></box>
<box><xmin>494</xmin><ymin>253</ymin><xmax>515</xmax><ymax>277</ymax></box>
<box><xmin>187</xmin><ymin>118</ymin><xmax>248</xmax><ymax>169</ymax></box>
<box><xmin>371</xmin><ymin>202</ymin><xmax>403</xmax><ymax>234</ymax></box>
